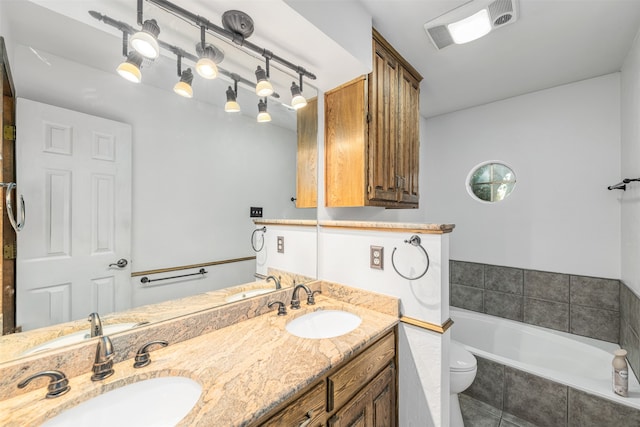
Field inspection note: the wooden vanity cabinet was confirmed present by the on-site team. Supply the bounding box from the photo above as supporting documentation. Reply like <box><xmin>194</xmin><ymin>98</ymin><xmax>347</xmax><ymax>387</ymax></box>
<box><xmin>325</xmin><ymin>29</ymin><xmax>422</xmax><ymax>208</ymax></box>
<box><xmin>255</xmin><ymin>329</ymin><xmax>397</xmax><ymax>427</ymax></box>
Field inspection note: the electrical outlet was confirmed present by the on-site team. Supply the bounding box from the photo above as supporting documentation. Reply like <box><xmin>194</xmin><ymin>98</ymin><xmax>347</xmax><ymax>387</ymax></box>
<box><xmin>370</xmin><ymin>245</ymin><xmax>383</xmax><ymax>270</ymax></box>
<box><xmin>277</xmin><ymin>236</ymin><xmax>285</xmax><ymax>253</ymax></box>
<box><xmin>250</xmin><ymin>207</ymin><xmax>263</xmax><ymax>218</ymax></box>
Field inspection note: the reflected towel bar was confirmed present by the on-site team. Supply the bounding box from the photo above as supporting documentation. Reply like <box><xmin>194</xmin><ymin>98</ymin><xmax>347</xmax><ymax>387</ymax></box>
<box><xmin>140</xmin><ymin>268</ymin><xmax>207</xmax><ymax>284</ymax></box>
<box><xmin>608</xmin><ymin>178</ymin><xmax>640</xmax><ymax>191</ymax></box>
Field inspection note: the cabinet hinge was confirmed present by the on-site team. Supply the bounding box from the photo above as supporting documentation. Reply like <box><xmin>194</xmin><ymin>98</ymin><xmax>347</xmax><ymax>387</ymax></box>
<box><xmin>366</xmin><ymin>112</ymin><xmax>372</xmax><ymax>123</ymax></box>
<box><xmin>3</xmin><ymin>243</ymin><xmax>16</xmax><ymax>260</ymax></box>
<box><xmin>3</xmin><ymin>125</ymin><xmax>16</xmax><ymax>141</ymax></box>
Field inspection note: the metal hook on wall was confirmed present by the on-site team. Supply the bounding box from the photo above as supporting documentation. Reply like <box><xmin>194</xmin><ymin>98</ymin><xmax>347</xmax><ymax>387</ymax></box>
<box><xmin>251</xmin><ymin>226</ymin><xmax>267</xmax><ymax>252</ymax></box>
<box><xmin>391</xmin><ymin>235</ymin><xmax>430</xmax><ymax>280</ymax></box>
<box><xmin>0</xmin><ymin>182</ymin><xmax>25</xmax><ymax>233</ymax></box>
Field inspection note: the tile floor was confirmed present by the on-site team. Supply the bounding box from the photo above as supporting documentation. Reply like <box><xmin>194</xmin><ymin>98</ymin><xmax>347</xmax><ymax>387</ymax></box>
<box><xmin>459</xmin><ymin>393</ymin><xmax>539</xmax><ymax>427</ymax></box>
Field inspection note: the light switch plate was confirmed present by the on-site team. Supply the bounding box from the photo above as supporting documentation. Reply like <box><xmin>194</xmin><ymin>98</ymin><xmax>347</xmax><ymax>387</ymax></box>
<box><xmin>370</xmin><ymin>245</ymin><xmax>383</xmax><ymax>270</ymax></box>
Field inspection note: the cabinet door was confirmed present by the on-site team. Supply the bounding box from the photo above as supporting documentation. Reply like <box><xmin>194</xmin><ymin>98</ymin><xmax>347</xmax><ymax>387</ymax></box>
<box><xmin>328</xmin><ymin>363</ymin><xmax>396</xmax><ymax>427</ymax></box>
<box><xmin>368</xmin><ymin>38</ymin><xmax>399</xmax><ymax>204</ymax></box>
<box><xmin>396</xmin><ymin>66</ymin><xmax>420</xmax><ymax>206</ymax></box>
<box><xmin>325</xmin><ymin>78</ymin><xmax>367</xmax><ymax>207</ymax></box>
<box><xmin>296</xmin><ymin>97</ymin><xmax>318</xmax><ymax>208</ymax></box>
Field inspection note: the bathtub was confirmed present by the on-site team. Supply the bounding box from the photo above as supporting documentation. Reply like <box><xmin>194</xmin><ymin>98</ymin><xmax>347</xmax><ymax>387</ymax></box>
<box><xmin>450</xmin><ymin>307</ymin><xmax>640</xmax><ymax>410</ymax></box>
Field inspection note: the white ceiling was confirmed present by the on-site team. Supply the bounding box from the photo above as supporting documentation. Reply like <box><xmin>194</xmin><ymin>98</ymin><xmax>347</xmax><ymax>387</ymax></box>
<box><xmin>358</xmin><ymin>0</ymin><xmax>640</xmax><ymax>117</ymax></box>
<box><xmin>7</xmin><ymin>0</ymin><xmax>640</xmax><ymax>121</ymax></box>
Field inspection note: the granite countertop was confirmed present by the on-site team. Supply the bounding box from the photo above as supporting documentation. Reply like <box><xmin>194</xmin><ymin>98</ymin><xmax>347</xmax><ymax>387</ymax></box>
<box><xmin>0</xmin><ymin>274</ymin><xmax>307</xmax><ymax>363</ymax></box>
<box><xmin>0</xmin><ymin>294</ymin><xmax>398</xmax><ymax>426</ymax></box>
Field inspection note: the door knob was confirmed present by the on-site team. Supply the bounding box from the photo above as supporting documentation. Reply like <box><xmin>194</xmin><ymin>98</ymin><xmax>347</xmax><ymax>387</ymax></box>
<box><xmin>109</xmin><ymin>258</ymin><xmax>128</xmax><ymax>268</ymax></box>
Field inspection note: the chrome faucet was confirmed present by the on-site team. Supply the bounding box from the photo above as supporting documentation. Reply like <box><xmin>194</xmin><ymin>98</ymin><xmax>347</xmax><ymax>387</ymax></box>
<box><xmin>290</xmin><ymin>283</ymin><xmax>313</xmax><ymax>309</ymax></box>
<box><xmin>17</xmin><ymin>370</ymin><xmax>70</xmax><ymax>398</ymax></box>
<box><xmin>88</xmin><ymin>312</ymin><xmax>103</xmax><ymax>337</ymax></box>
<box><xmin>266</xmin><ymin>275</ymin><xmax>281</xmax><ymax>289</ymax></box>
<box><xmin>91</xmin><ymin>335</ymin><xmax>115</xmax><ymax>381</ymax></box>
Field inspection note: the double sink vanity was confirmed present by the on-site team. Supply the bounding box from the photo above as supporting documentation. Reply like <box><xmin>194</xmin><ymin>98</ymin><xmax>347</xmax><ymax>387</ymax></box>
<box><xmin>0</xmin><ymin>279</ymin><xmax>399</xmax><ymax>426</ymax></box>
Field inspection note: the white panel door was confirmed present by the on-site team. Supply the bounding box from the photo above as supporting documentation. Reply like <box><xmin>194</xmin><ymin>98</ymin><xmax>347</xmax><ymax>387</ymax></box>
<box><xmin>16</xmin><ymin>98</ymin><xmax>132</xmax><ymax>331</ymax></box>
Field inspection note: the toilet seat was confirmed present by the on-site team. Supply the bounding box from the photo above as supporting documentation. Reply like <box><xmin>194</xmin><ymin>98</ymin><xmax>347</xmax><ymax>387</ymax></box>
<box><xmin>450</xmin><ymin>341</ymin><xmax>477</xmax><ymax>373</ymax></box>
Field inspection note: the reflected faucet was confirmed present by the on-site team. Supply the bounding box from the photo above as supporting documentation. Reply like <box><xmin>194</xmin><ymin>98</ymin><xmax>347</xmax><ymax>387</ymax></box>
<box><xmin>290</xmin><ymin>283</ymin><xmax>313</xmax><ymax>309</ymax></box>
<box><xmin>266</xmin><ymin>275</ymin><xmax>281</xmax><ymax>290</ymax></box>
<box><xmin>88</xmin><ymin>312</ymin><xmax>103</xmax><ymax>337</ymax></box>
<box><xmin>91</xmin><ymin>335</ymin><xmax>115</xmax><ymax>381</ymax></box>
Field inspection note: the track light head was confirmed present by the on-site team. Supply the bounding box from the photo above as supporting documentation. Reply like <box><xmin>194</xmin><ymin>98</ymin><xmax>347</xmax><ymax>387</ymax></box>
<box><xmin>131</xmin><ymin>19</ymin><xmax>161</xmax><ymax>59</ymax></box>
<box><xmin>257</xmin><ymin>98</ymin><xmax>271</xmax><ymax>123</ymax></box>
<box><xmin>195</xmin><ymin>43</ymin><xmax>223</xmax><ymax>79</ymax></box>
<box><xmin>174</xmin><ymin>68</ymin><xmax>194</xmax><ymax>98</ymax></box>
<box><xmin>225</xmin><ymin>86</ymin><xmax>241</xmax><ymax>112</ymax></box>
<box><xmin>255</xmin><ymin>65</ymin><xmax>273</xmax><ymax>97</ymax></box>
<box><xmin>116</xmin><ymin>51</ymin><xmax>143</xmax><ymax>83</ymax></box>
<box><xmin>290</xmin><ymin>81</ymin><xmax>307</xmax><ymax>110</ymax></box>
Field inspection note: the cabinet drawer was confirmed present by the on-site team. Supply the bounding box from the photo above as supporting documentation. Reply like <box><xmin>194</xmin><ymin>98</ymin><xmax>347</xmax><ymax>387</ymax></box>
<box><xmin>260</xmin><ymin>381</ymin><xmax>326</xmax><ymax>427</ymax></box>
<box><xmin>328</xmin><ymin>332</ymin><xmax>395</xmax><ymax>411</ymax></box>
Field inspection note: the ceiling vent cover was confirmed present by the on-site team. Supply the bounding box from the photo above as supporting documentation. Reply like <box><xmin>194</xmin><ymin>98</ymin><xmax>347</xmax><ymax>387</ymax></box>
<box><xmin>424</xmin><ymin>0</ymin><xmax>519</xmax><ymax>50</ymax></box>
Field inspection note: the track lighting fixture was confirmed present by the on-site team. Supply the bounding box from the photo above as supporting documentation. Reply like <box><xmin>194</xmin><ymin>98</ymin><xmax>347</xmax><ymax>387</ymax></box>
<box><xmin>130</xmin><ymin>19</ymin><xmax>161</xmax><ymax>59</ymax></box>
<box><xmin>173</xmin><ymin>55</ymin><xmax>193</xmax><ymax>98</ymax></box>
<box><xmin>116</xmin><ymin>51</ymin><xmax>143</xmax><ymax>83</ymax></box>
<box><xmin>255</xmin><ymin>61</ymin><xmax>274</xmax><ymax>97</ymax></box>
<box><xmin>195</xmin><ymin>27</ymin><xmax>222</xmax><ymax>79</ymax></box>
<box><xmin>225</xmin><ymin>80</ymin><xmax>240</xmax><ymax>112</ymax></box>
<box><xmin>290</xmin><ymin>75</ymin><xmax>307</xmax><ymax>110</ymax></box>
<box><xmin>196</xmin><ymin>47</ymin><xmax>219</xmax><ymax>79</ymax></box>
<box><xmin>92</xmin><ymin>1</ymin><xmax>318</xmax><ymax>114</ymax></box>
<box><xmin>257</xmin><ymin>98</ymin><xmax>271</xmax><ymax>123</ymax></box>
<box><xmin>174</xmin><ymin>68</ymin><xmax>194</xmax><ymax>98</ymax></box>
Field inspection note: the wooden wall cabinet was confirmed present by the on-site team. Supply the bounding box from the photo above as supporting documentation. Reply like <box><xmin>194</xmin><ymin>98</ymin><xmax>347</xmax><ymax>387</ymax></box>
<box><xmin>255</xmin><ymin>330</ymin><xmax>396</xmax><ymax>427</ymax></box>
<box><xmin>325</xmin><ymin>29</ymin><xmax>422</xmax><ymax>208</ymax></box>
<box><xmin>296</xmin><ymin>97</ymin><xmax>318</xmax><ymax>208</ymax></box>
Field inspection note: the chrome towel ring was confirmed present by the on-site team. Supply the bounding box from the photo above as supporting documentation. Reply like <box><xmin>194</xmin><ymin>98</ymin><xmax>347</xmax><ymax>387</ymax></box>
<box><xmin>391</xmin><ymin>235</ymin><xmax>430</xmax><ymax>280</ymax></box>
<box><xmin>1</xmin><ymin>182</ymin><xmax>25</xmax><ymax>232</ymax></box>
<box><xmin>251</xmin><ymin>226</ymin><xmax>267</xmax><ymax>252</ymax></box>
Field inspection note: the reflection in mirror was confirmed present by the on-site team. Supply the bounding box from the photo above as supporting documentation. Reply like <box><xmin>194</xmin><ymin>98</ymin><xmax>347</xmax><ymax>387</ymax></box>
<box><xmin>0</xmin><ymin>0</ymin><xmax>318</xmax><ymax>363</ymax></box>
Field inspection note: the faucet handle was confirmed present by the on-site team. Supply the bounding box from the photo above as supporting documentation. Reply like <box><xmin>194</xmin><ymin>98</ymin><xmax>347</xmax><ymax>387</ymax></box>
<box><xmin>268</xmin><ymin>301</ymin><xmax>287</xmax><ymax>316</ymax></box>
<box><xmin>134</xmin><ymin>340</ymin><xmax>169</xmax><ymax>368</ymax></box>
<box><xmin>308</xmin><ymin>290</ymin><xmax>322</xmax><ymax>305</ymax></box>
<box><xmin>17</xmin><ymin>370</ymin><xmax>70</xmax><ymax>398</ymax></box>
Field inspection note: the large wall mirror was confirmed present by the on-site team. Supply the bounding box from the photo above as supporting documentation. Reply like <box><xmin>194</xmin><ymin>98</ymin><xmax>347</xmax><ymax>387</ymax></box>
<box><xmin>0</xmin><ymin>0</ymin><xmax>320</xmax><ymax>363</ymax></box>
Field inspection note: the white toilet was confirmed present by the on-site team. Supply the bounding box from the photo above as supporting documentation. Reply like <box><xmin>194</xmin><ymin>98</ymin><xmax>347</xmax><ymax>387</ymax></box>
<box><xmin>450</xmin><ymin>340</ymin><xmax>478</xmax><ymax>427</ymax></box>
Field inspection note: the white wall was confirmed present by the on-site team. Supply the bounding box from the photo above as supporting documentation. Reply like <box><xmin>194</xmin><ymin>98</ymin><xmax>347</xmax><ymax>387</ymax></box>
<box><xmin>10</xmin><ymin>43</ymin><xmax>313</xmax><ymax>307</ymax></box>
<box><xmin>256</xmin><ymin>224</ymin><xmax>317</xmax><ymax>279</ymax></box>
<box><xmin>318</xmin><ymin>226</ymin><xmax>449</xmax><ymax>426</ymax></box>
<box><xmin>621</xmin><ymin>31</ymin><xmax>640</xmax><ymax>294</ymax></box>
<box><xmin>424</xmin><ymin>74</ymin><xmax>621</xmax><ymax>278</ymax></box>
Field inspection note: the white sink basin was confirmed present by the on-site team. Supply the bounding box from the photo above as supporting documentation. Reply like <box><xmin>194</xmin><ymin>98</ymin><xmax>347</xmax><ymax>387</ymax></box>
<box><xmin>42</xmin><ymin>376</ymin><xmax>201</xmax><ymax>427</ymax></box>
<box><xmin>225</xmin><ymin>288</ymin><xmax>274</xmax><ymax>303</ymax></box>
<box><xmin>21</xmin><ymin>323</ymin><xmax>139</xmax><ymax>356</ymax></box>
<box><xmin>286</xmin><ymin>310</ymin><xmax>362</xmax><ymax>339</ymax></box>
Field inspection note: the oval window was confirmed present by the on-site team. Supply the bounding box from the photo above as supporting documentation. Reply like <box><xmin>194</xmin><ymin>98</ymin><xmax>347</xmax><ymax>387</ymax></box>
<box><xmin>466</xmin><ymin>161</ymin><xmax>516</xmax><ymax>203</ymax></box>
